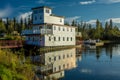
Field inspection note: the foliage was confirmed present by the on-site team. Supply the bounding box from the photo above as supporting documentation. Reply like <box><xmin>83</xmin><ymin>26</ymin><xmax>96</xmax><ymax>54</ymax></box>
<box><xmin>67</xmin><ymin>19</ymin><xmax>120</xmax><ymax>41</ymax></box>
<box><xmin>0</xmin><ymin>49</ymin><xmax>35</xmax><ymax>80</ymax></box>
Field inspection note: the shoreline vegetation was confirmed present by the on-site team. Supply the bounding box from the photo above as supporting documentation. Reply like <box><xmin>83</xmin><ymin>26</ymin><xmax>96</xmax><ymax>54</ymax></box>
<box><xmin>0</xmin><ymin>49</ymin><xmax>35</xmax><ymax>80</ymax></box>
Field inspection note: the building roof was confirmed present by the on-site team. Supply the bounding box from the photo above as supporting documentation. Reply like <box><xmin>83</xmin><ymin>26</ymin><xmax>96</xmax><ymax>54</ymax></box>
<box><xmin>31</xmin><ymin>6</ymin><xmax>52</xmax><ymax>10</ymax></box>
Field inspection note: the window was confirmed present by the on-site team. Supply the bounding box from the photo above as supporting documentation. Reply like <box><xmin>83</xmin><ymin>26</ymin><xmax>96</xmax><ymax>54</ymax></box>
<box><xmin>49</xmin><ymin>57</ymin><xmax>51</xmax><ymax>62</ymax></box>
<box><xmin>61</xmin><ymin>72</ymin><xmax>63</xmax><ymax>76</ymax></box>
<box><xmin>60</xmin><ymin>19</ymin><xmax>62</xmax><ymax>22</ymax></box>
<box><xmin>46</xmin><ymin>9</ymin><xmax>49</xmax><ymax>13</ymax></box>
<box><xmin>59</xmin><ymin>27</ymin><xmax>61</xmax><ymax>31</ymax></box>
<box><xmin>63</xmin><ymin>37</ymin><xmax>65</xmax><ymax>41</ymax></box>
<box><xmin>63</xmin><ymin>28</ymin><xmax>65</xmax><ymax>31</ymax></box>
<box><xmin>59</xmin><ymin>56</ymin><xmax>61</xmax><ymax>60</ymax></box>
<box><xmin>71</xmin><ymin>54</ymin><xmax>72</xmax><ymax>57</ymax></box>
<box><xmin>67</xmin><ymin>28</ymin><xmax>69</xmax><ymax>31</ymax></box>
<box><xmin>59</xmin><ymin>37</ymin><xmax>60</xmax><ymax>41</ymax></box>
<box><xmin>34</xmin><ymin>16</ymin><xmax>37</xmax><ymax>20</ymax></box>
<box><xmin>49</xmin><ymin>37</ymin><xmax>51</xmax><ymax>41</ymax></box>
<box><xmin>71</xmin><ymin>37</ymin><xmax>72</xmax><ymax>41</ymax></box>
<box><xmin>67</xmin><ymin>37</ymin><xmax>69</xmax><ymax>41</ymax></box>
<box><xmin>59</xmin><ymin>65</ymin><xmax>61</xmax><ymax>70</ymax></box>
<box><xmin>67</xmin><ymin>54</ymin><xmax>69</xmax><ymax>58</ymax></box>
<box><xmin>63</xmin><ymin>64</ymin><xmax>65</xmax><ymax>68</ymax></box>
<box><xmin>40</xmin><ymin>16</ymin><xmax>42</xmax><ymax>20</ymax></box>
<box><xmin>54</xmin><ymin>37</ymin><xmax>56</xmax><ymax>41</ymax></box>
<box><xmin>54</xmin><ymin>56</ymin><xmax>56</xmax><ymax>61</ymax></box>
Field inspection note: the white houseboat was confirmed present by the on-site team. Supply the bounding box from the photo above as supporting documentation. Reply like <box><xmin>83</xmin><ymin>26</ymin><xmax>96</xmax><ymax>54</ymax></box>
<box><xmin>22</xmin><ymin>6</ymin><xmax>76</xmax><ymax>47</ymax></box>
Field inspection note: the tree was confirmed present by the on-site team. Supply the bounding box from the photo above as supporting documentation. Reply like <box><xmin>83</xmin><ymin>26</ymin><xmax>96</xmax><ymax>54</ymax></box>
<box><xmin>13</xmin><ymin>17</ymin><xmax>16</xmax><ymax>31</ymax></box>
<box><xmin>109</xmin><ymin>19</ymin><xmax>113</xmax><ymax>29</ymax></box>
<box><xmin>0</xmin><ymin>19</ymin><xmax>6</xmax><ymax>33</ymax></box>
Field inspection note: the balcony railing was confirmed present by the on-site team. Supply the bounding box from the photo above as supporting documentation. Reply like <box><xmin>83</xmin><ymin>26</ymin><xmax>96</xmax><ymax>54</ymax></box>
<box><xmin>22</xmin><ymin>29</ymin><xmax>52</xmax><ymax>35</ymax></box>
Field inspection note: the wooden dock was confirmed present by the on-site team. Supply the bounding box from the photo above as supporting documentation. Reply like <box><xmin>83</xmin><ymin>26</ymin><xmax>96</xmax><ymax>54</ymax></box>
<box><xmin>0</xmin><ymin>40</ymin><xmax>23</xmax><ymax>49</ymax></box>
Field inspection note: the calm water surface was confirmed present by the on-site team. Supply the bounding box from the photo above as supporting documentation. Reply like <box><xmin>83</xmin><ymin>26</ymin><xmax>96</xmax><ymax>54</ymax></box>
<box><xmin>35</xmin><ymin>44</ymin><xmax>120</xmax><ymax>80</ymax></box>
<box><xmin>61</xmin><ymin>44</ymin><xmax>120</xmax><ymax>80</ymax></box>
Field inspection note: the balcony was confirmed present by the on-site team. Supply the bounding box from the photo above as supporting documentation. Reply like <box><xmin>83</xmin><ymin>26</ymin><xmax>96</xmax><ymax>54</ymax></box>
<box><xmin>22</xmin><ymin>29</ymin><xmax>52</xmax><ymax>35</ymax></box>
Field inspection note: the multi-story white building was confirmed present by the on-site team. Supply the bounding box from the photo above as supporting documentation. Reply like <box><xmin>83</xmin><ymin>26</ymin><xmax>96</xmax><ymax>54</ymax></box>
<box><xmin>22</xmin><ymin>6</ymin><xmax>76</xmax><ymax>47</ymax></box>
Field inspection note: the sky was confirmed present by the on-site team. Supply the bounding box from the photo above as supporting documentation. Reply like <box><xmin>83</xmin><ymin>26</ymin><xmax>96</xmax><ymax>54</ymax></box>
<box><xmin>0</xmin><ymin>0</ymin><xmax>120</xmax><ymax>25</ymax></box>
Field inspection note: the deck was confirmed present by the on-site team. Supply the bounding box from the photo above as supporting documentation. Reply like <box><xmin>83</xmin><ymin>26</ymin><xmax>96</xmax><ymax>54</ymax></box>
<box><xmin>0</xmin><ymin>40</ymin><xmax>23</xmax><ymax>48</ymax></box>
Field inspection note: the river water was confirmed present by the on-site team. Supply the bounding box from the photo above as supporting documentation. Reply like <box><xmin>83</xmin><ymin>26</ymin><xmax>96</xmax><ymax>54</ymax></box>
<box><xmin>34</xmin><ymin>44</ymin><xmax>120</xmax><ymax>80</ymax></box>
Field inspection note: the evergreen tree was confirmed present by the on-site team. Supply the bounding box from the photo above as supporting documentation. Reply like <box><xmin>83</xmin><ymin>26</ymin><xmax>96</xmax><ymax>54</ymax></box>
<box><xmin>0</xmin><ymin>19</ymin><xmax>6</xmax><ymax>33</ymax></box>
<box><xmin>109</xmin><ymin>19</ymin><xmax>113</xmax><ymax>29</ymax></box>
<box><xmin>13</xmin><ymin>17</ymin><xmax>16</xmax><ymax>31</ymax></box>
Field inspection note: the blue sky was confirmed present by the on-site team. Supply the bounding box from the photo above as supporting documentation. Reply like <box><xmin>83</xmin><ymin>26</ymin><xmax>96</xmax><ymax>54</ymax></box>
<box><xmin>0</xmin><ymin>0</ymin><xmax>120</xmax><ymax>25</ymax></box>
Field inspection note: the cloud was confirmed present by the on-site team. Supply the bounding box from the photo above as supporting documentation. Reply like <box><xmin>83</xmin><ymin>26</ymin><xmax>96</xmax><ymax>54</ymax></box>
<box><xmin>80</xmin><ymin>0</ymin><xmax>96</xmax><ymax>5</ymax></box>
<box><xmin>86</xmin><ymin>19</ymin><xmax>96</xmax><ymax>25</ymax></box>
<box><xmin>18</xmin><ymin>12</ymin><xmax>32</xmax><ymax>21</ymax></box>
<box><xmin>98</xmin><ymin>0</ymin><xmax>120</xmax><ymax>4</ymax></box>
<box><xmin>65</xmin><ymin>16</ymin><xmax>80</xmax><ymax>24</ymax></box>
<box><xmin>107</xmin><ymin>0</ymin><xmax>120</xmax><ymax>3</ymax></box>
<box><xmin>106</xmin><ymin>18</ymin><xmax>120</xmax><ymax>23</ymax></box>
<box><xmin>0</xmin><ymin>5</ymin><xmax>13</xmax><ymax>18</ymax></box>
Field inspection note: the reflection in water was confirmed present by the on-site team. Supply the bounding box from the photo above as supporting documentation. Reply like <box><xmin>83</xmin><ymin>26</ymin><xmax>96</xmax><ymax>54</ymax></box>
<box><xmin>32</xmin><ymin>48</ymin><xmax>77</xmax><ymax>80</ymax></box>
<box><xmin>62</xmin><ymin>44</ymin><xmax>120</xmax><ymax>80</ymax></box>
<box><xmin>31</xmin><ymin>44</ymin><xmax>120</xmax><ymax>80</ymax></box>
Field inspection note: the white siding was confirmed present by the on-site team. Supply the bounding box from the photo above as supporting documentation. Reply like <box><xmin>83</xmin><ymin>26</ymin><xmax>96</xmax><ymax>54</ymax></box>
<box><xmin>44</xmin><ymin>15</ymin><xmax>64</xmax><ymax>25</ymax></box>
<box><xmin>45</xmin><ymin>25</ymin><xmax>76</xmax><ymax>46</ymax></box>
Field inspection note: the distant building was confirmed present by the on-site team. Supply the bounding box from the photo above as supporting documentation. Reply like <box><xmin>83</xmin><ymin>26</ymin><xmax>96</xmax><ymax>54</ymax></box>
<box><xmin>22</xmin><ymin>6</ymin><xmax>76</xmax><ymax>47</ymax></box>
